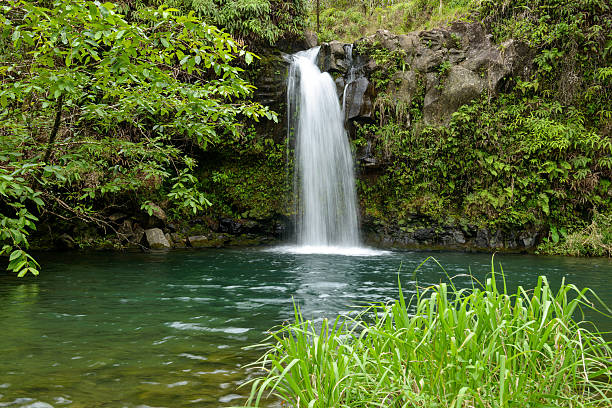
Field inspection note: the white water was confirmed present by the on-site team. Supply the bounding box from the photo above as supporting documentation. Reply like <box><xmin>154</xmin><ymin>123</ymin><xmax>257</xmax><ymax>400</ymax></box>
<box><xmin>287</xmin><ymin>47</ymin><xmax>361</xmax><ymax>249</ymax></box>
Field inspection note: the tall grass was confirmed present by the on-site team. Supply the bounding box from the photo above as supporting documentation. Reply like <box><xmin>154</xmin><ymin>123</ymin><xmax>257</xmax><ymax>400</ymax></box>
<box><xmin>244</xmin><ymin>260</ymin><xmax>612</xmax><ymax>407</ymax></box>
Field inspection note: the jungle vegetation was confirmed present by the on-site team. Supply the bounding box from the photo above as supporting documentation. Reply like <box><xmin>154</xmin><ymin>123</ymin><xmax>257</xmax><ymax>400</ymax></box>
<box><xmin>1</xmin><ymin>0</ymin><xmax>611</xmax><ymax>276</ymax></box>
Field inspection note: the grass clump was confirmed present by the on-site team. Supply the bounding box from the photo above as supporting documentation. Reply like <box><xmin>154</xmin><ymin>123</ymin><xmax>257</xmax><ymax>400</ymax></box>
<box><xmin>245</xmin><ymin>260</ymin><xmax>612</xmax><ymax>407</ymax></box>
<box><xmin>539</xmin><ymin>213</ymin><xmax>612</xmax><ymax>257</ymax></box>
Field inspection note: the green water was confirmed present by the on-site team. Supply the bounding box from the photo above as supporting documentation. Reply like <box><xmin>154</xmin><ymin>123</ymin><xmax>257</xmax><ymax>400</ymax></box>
<box><xmin>0</xmin><ymin>249</ymin><xmax>611</xmax><ymax>407</ymax></box>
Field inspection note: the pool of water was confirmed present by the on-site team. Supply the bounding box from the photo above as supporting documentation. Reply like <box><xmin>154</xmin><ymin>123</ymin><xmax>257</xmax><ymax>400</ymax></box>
<box><xmin>1</xmin><ymin>248</ymin><xmax>611</xmax><ymax>407</ymax></box>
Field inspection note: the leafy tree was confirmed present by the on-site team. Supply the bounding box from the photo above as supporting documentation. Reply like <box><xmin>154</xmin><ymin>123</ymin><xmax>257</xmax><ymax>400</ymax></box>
<box><xmin>125</xmin><ymin>0</ymin><xmax>309</xmax><ymax>46</ymax></box>
<box><xmin>0</xmin><ymin>0</ymin><xmax>276</xmax><ymax>276</ymax></box>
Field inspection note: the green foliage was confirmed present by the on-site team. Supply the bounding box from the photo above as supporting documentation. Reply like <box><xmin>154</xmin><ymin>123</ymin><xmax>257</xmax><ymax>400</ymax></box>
<box><xmin>128</xmin><ymin>0</ymin><xmax>308</xmax><ymax>45</ymax></box>
<box><xmin>201</xmin><ymin>139</ymin><xmax>290</xmax><ymax>220</ymax></box>
<box><xmin>539</xmin><ymin>213</ymin><xmax>612</xmax><ymax>257</ymax></box>
<box><xmin>0</xmin><ymin>164</ymin><xmax>43</xmax><ymax>276</ymax></box>
<box><xmin>354</xmin><ymin>0</ymin><xmax>611</xmax><ymax>248</ymax></box>
<box><xmin>311</xmin><ymin>0</ymin><xmax>475</xmax><ymax>42</ymax></box>
<box><xmin>246</xmin><ymin>260</ymin><xmax>612</xmax><ymax>406</ymax></box>
<box><xmin>0</xmin><ymin>0</ymin><xmax>275</xmax><ymax>275</ymax></box>
<box><xmin>360</xmin><ymin>93</ymin><xmax>611</xmax><ymax>229</ymax></box>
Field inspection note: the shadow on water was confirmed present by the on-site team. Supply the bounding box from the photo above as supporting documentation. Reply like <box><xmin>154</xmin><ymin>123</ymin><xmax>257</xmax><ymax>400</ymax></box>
<box><xmin>0</xmin><ymin>248</ymin><xmax>610</xmax><ymax>407</ymax></box>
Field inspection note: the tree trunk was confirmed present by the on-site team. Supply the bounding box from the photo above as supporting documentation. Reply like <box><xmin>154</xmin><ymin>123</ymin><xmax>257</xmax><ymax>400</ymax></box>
<box><xmin>316</xmin><ymin>0</ymin><xmax>320</xmax><ymax>34</ymax></box>
<box><xmin>43</xmin><ymin>93</ymin><xmax>64</xmax><ymax>163</ymax></box>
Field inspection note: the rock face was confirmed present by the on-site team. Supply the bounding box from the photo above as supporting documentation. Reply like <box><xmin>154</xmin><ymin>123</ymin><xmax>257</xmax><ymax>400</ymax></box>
<box><xmin>320</xmin><ymin>21</ymin><xmax>531</xmax><ymax>126</ymax></box>
<box><xmin>363</xmin><ymin>218</ymin><xmax>540</xmax><ymax>251</ymax></box>
<box><xmin>344</xmin><ymin>77</ymin><xmax>376</xmax><ymax>120</ymax></box>
<box><xmin>144</xmin><ymin>228</ymin><xmax>171</xmax><ymax>249</ymax></box>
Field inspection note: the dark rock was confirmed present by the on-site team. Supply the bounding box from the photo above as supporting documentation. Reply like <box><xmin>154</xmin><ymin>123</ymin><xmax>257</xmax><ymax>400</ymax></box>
<box><xmin>397</xmin><ymin>33</ymin><xmax>420</xmax><ymax>56</ymax></box>
<box><xmin>414</xmin><ymin>228</ymin><xmax>435</xmax><ymax>242</ymax></box>
<box><xmin>344</xmin><ymin>77</ymin><xmax>376</xmax><ymax>120</ymax></box>
<box><xmin>145</xmin><ymin>228</ymin><xmax>170</xmax><ymax>249</ymax></box>
<box><xmin>519</xmin><ymin>231</ymin><xmax>538</xmax><ymax>248</ymax></box>
<box><xmin>170</xmin><ymin>233</ymin><xmax>187</xmax><ymax>248</ymax></box>
<box><xmin>453</xmin><ymin>229</ymin><xmax>466</xmax><ymax>244</ymax></box>
<box><xmin>419</xmin><ymin>29</ymin><xmax>450</xmax><ymax>51</ymax></box>
<box><xmin>335</xmin><ymin>76</ymin><xmax>345</xmax><ymax>98</ymax></box>
<box><xmin>319</xmin><ymin>41</ymin><xmax>350</xmax><ymax>73</ymax></box>
<box><xmin>118</xmin><ymin>219</ymin><xmax>133</xmax><ymax>240</ymax></box>
<box><xmin>413</xmin><ymin>48</ymin><xmax>445</xmax><ymax>72</ymax></box>
<box><xmin>219</xmin><ymin>218</ymin><xmax>243</xmax><ymax>235</ymax></box>
<box><xmin>133</xmin><ymin>223</ymin><xmax>145</xmax><ymax>245</ymax></box>
<box><xmin>57</xmin><ymin>233</ymin><xmax>76</xmax><ymax>249</ymax></box>
<box><xmin>489</xmin><ymin>230</ymin><xmax>504</xmax><ymax>249</ymax></box>
<box><xmin>166</xmin><ymin>223</ymin><xmax>177</xmax><ymax>232</ymax></box>
<box><xmin>448</xmin><ymin>48</ymin><xmax>466</xmax><ymax>64</ymax></box>
<box><xmin>475</xmin><ymin>229</ymin><xmax>490</xmax><ymax>248</ymax></box>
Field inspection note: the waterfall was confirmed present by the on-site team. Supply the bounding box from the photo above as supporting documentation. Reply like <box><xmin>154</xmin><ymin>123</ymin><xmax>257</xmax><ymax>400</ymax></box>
<box><xmin>287</xmin><ymin>47</ymin><xmax>360</xmax><ymax>248</ymax></box>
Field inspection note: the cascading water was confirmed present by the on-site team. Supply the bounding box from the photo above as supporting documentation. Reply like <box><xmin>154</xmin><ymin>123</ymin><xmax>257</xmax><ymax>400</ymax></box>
<box><xmin>287</xmin><ymin>47</ymin><xmax>360</xmax><ymax>249</ymax></box>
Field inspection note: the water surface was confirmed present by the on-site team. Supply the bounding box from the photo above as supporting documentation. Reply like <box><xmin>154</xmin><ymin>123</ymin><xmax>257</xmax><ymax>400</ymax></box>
<box><xmin>1</xmin><ymin>249</ymin><xmax>611</xmax><ymax>407</ymax></box>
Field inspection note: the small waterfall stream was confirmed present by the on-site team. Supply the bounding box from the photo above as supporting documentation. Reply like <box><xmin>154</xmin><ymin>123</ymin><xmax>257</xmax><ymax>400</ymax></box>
<box><xmin>287</xmin><ymin>47</ymin><xmax>360</xmax><ymax>249</ymax></box>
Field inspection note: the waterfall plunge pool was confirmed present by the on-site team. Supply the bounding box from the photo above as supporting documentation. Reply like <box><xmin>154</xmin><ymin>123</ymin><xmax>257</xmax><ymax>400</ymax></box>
<box><xmin>1</xmin><ymin>248</ymin><xmax>611</xmax><ymax>407</ymax></box>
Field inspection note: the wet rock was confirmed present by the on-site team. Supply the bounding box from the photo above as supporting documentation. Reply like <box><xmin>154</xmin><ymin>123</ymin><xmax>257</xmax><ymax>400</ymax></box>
<box><xmin>219</xmin><ymin>218</ymin><xmax>243</xmax><ymax>235</ymax></box>
<box><xmin>344</xmin><ymin>77</ymin><xmax>376</xmax><ymax>119</ymax></box>
<box><xmin>489</xmin><ymin>230</ymin><xmax>504</xmax><ymax>248</ymax></box>
<box><xmin>519</xmin><ymin>231</ymin><xmax>538</xmax><ymax>248</ymax></box>
<box><xmin>453</xmin><ymin>229</ymin><xmax>466</xmax><ymax>244</ymax></box>
<box><xmin>319</xmin><ymin>41</ymin><xmax>350</xmax><ymax>73</ymax></box>
<box><xmin>475</xmin><ymin>228</ymin><xmax>490</xmax><ymax>248</ymax></box>
<box><xmin>170</xmin><ymin>233</ymin><xmax>187</xmax><ymax>248</ymax></box>
<box><xmin>145</xmin><ymin>228</ymin><xmax>171</xmax><ymax>249</ymax></box>
<box><xmin>188</xmin><ymin>235</ymin><xmax>209</xmax><ymax>248</ymax></box>
<box><xmin>188</xmin><ymin>234</ymin><xmax>230</xmax><ymax>248</ymax></box>
<box><xmin>414</xmin><ymin>228</ymin><xmax>435</xmax><ymax>242</ymax></box>
<box><xmin>335</xmin><ymin>76</ymin><xmax>345</xmax><ymax>98</ymax></box>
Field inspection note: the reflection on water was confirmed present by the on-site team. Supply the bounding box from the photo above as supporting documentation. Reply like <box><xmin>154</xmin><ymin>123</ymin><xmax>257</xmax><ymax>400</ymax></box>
<box><xmin>0</xmin><ymin>249</ymin><xmax>610</xmax><ymax>407</ymax></box>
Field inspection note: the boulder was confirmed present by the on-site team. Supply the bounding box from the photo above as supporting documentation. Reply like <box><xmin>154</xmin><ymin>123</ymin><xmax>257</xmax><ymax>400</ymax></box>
<box><xmin>146</xmin><ymin>202</ymin><xmax>167</xmax><ymax>223</ymax></box>
<box><xmin>304</xmin><ymin>29</ymin><xmax>318</xmax><ymax>48</ymax></box>
<box><xmin>188</xmin><ymin>234</ymin><xmax>229</xmax><ymax>248</ymax></box>
<box><xmin>219</xmin><ymin>218</ymin><xmax>243</xmax><ymax>234</ymax></box>
<box><xmin>144</xmin><ymin>228</ymin><xmax>171</xmax><ymax>249</ymax></box>
<box><xmin>397</xmin><ymin>33</ymin><xmax>420</xmax><ymax>56</ymax></box>
<box><xmin>423</xmin><ymin>66</ymin><xmax>485</xmax><ymax>125</ymax></box>
<box><xmin>188</xmin><ymin>235</ymin><xmax>209</xmax><ymax>248</ymax></box>
<box><xmin>319</xmin><ymin>41</ymin><xmax>350</xmax><ymax>73</ymax></box>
